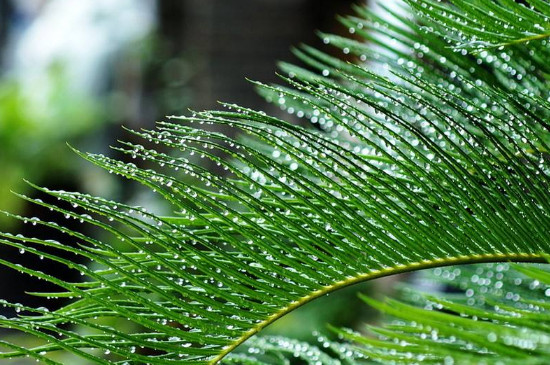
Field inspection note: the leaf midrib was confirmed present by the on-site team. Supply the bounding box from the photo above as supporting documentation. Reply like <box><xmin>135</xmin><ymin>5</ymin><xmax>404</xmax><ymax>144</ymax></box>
<box><xmin>211</xmin><ymin>252</ymin><xmax>546</xmax><ymax>364</ymax></box>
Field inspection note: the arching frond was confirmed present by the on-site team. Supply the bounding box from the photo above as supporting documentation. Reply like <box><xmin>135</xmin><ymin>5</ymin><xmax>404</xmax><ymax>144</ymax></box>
<box><xmin>408</xmin><ymin>0</ymin><xmax>550</xmax><ymax>49</ymax></box>
<box><xmin>337</xmin><ymin>263</ymin><xmax>550</xmax><ymax>364</ymax></box>
<box><xmin>229</xmin><ymin>263</ymin><xmax>550</xmax><ymax>364</ymax></box>
<box><xmin>0</xmin><ymin>0</ymin><xmax>548</xmax><ymax>363</ymax></box>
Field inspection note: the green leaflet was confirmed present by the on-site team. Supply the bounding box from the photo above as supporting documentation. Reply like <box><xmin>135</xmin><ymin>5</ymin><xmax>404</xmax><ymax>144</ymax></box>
<box><xmin>407</xmin><ymin>0</ymin><xmax>550</xmax><ymax>49</ymax></box>
<box><xmin>228</xmin><ymin>263</ymin><xmax>550</xmax><ymax>364</ymax></box>
<box><xmin>347</xmin><ymin>263</ymin><xmax>550</xmax><ymax>364</ymax></box>
<box><xmin>0</xmin><ymin>0</ymin><xmax>548</xmax><ymax>363</ymax></box>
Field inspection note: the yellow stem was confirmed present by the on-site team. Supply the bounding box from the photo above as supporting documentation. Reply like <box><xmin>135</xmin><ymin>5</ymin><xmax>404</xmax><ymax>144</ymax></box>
<box><xmin>211</xmin><ymin>252</ymin><xmax>546</xmax><ymax>364</ymax></box>
<box><xmin>501</xmin><ymin>32</ymin><xmax>550</xmax><ymax>46</ymax></box>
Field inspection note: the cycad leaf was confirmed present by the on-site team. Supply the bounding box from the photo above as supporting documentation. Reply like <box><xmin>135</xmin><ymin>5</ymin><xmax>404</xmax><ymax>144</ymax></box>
<box><xmin>0</xmin><ymin>0</ymin><xmax>549</xmax><ymax>363</ymax></box>
<box><xmin>408</xmin><ymin>0</ymin><xmax>550</xmax><ymax>50</ymax></box>
<box><xmin>233</xmin><ymin>263</ymin><xmax>549</xmax><ymax>364</ymax></box>
<box><xmin>331</xmin><ymin>263</ymin><xmax>550</xmax><ymax>364</ymax></box>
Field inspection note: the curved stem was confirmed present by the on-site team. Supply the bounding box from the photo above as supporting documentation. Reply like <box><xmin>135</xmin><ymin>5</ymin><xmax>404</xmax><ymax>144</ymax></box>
<box><xmin>211</xmin><ymin>252</ymin><xmax>546</xmax><ymax>364</ymax></box>
<box><xmin>501</xmin><ymin>32</ymin><xmax>550</xmax><ymax>47</ymax></box>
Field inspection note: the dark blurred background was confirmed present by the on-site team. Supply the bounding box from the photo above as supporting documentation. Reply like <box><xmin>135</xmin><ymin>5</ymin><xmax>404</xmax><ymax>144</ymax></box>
<box><xmin>0</xmin><ymin>0</ymin><xmax>356</xmax><ymax>222</ymax></box>
<box><xmin>0</xmin><ymin>0</ymin><xmax>397</xmax><ymax>349</ymax></box>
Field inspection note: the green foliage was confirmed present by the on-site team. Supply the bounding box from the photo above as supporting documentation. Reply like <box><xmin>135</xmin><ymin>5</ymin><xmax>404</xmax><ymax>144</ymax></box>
<box><xmin>230</xmin><ymin>263</ymin><xmax>550</xmax><ymax>364</ymax></box>
<box><xmin>408</xmin><ymin>0</ymin><xmax>550</xmax><ymax>49</ymax></box>
<box><xmin>0</xmin><ymin>0</ymin><xmax>549</xmax><ymax>363</ymax></box>
<box><xmin>351</xmin><ymin>263</ymin><xmax>550</xmax><ymax>364</ymax></box>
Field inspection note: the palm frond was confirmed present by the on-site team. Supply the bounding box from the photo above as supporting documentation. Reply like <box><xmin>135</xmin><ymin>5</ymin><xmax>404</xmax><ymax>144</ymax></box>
<box><xmin>0</xmin><ymin>0</ymin><xmax>548</xmax><ymax>363</ymax></box>
<box><xmin>408</xmin><ymin>0</ymin><xmax>550</xmax><ymax>49</ymax></box>
<box><xmin>231</xmin><ymin>263</ymin><xmax>550</xmax><ymax>364</ymax></box>
<box><xmin>334</xmin><ymin>262</ymin><xmax>550</xmax><ymax>364</ymax></box>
